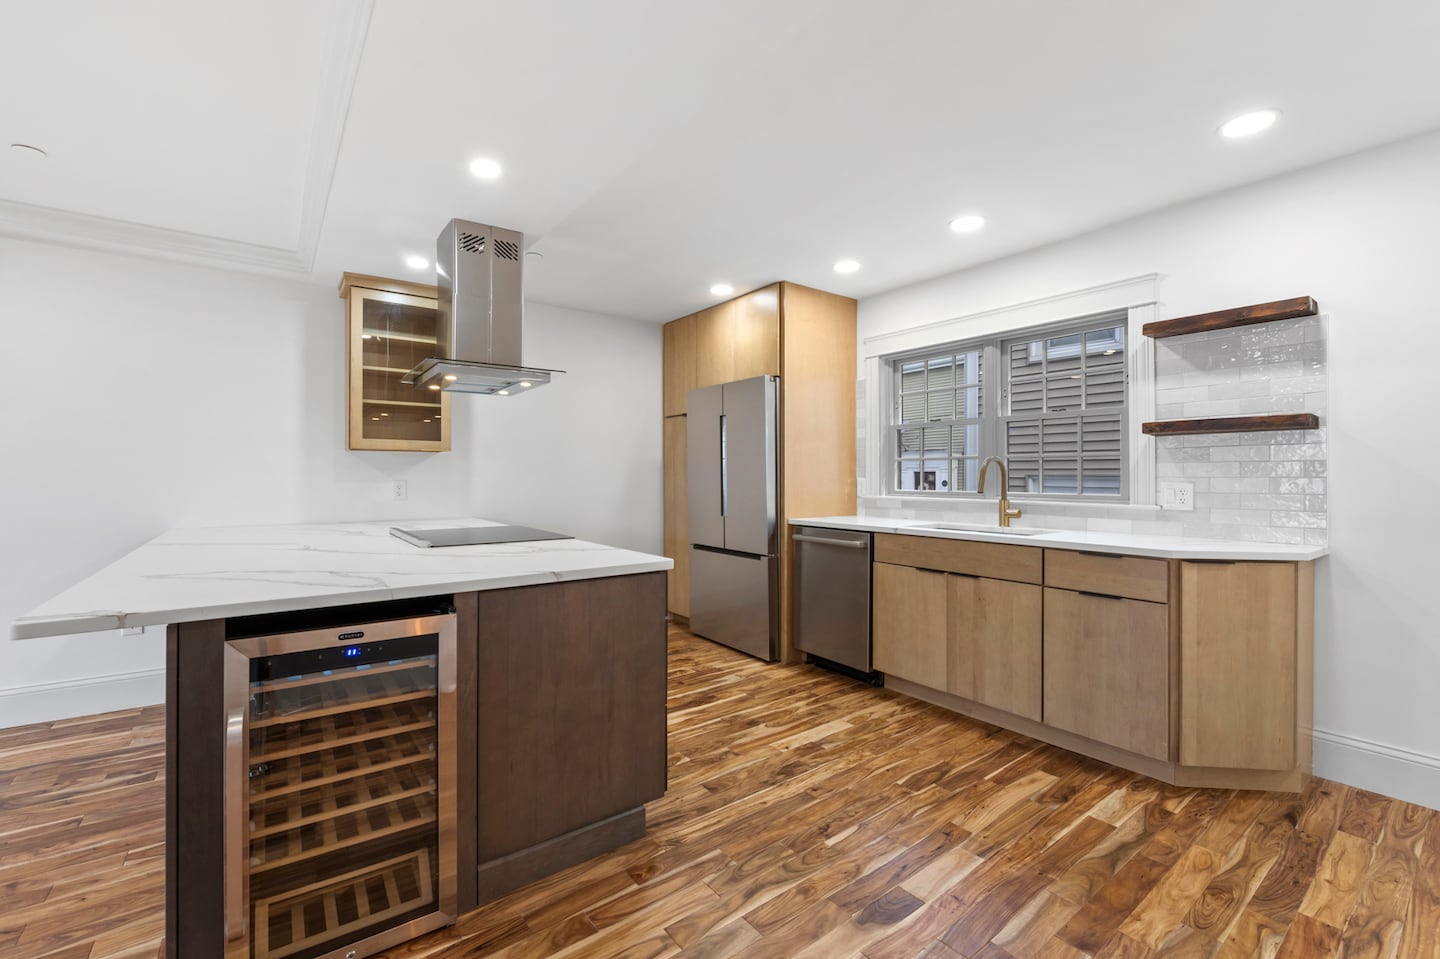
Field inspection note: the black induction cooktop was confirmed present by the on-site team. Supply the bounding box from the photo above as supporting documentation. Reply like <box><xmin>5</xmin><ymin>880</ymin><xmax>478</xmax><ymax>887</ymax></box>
<box><xmin>389</xmin><ymin>525</ymin><xmax>573</xmax><ymax>548</ymax></box>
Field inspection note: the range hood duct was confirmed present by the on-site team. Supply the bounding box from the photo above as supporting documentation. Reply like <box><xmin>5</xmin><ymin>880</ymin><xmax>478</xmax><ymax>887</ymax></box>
<box><xmin>403</xmin><ymin>219</ymin><xmax>562</xmax><ymax>395</ymax></box>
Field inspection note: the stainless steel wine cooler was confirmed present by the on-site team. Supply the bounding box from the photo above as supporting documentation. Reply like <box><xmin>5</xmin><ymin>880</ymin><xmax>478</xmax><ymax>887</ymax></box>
<box><xmin>222</xmin><ymin>609</ymin><xmax>457</xmax><ymax>959</ymax></box>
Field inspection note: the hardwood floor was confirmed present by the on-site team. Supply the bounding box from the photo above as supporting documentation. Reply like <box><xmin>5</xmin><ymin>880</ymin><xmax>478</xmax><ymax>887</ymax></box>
<box><xmin>1</xmin><ymin>626</ymin><xmax>1436</xmax><ymax>958</ymax></box>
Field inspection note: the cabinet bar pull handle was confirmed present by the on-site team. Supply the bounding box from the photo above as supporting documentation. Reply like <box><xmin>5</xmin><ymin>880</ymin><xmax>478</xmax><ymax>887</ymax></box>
<box><xmin>1077</xmin><ymin>550</ymin><xmax>1122</xmax><ymax>558</ymax></box>
<box><xmin>1078</xmin><ymin>590</ymin><xmax>1125</xmax><ymax>601</ymax></box>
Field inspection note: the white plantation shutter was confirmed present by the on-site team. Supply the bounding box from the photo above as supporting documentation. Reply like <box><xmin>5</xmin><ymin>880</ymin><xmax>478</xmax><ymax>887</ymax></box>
<box><xmin>891</xmin><ymin>313</ymin><xmax>1128</xmax><ymax>499</ymax></box>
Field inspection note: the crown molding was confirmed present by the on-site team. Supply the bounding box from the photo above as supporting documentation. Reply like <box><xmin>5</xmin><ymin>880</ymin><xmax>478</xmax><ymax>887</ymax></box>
<box><xmin>0</xmin><ymin>0</ymin><xmax>374</xmax><ymax>277</ymax></box>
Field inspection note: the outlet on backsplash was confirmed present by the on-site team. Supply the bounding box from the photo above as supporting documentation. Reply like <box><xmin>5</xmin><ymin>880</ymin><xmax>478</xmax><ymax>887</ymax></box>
<box><xmin>1159</xmin><ymin>480</ymin><xmax>1195</xmax><ymax>511</ymax></box>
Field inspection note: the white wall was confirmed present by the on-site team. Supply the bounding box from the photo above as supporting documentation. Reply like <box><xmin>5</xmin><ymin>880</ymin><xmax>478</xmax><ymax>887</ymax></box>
<box><xmin>859</xmin><ymin>130</ymin><xmax>1440</xmax><ymax>809</ymax></box>
<box><xmin>466</xmin><ymin>302</ymin><xmax>663</xmax><ymax>554</ymax></box>
<box><xmin>0</xmin><ymin>239</ymin><xmax>661</xmax><ymax>726</ymax></box>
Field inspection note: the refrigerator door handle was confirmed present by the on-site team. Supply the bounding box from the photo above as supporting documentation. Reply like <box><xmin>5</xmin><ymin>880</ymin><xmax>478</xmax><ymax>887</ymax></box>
<box><xmin>719</xmin><ymin>413</ymin><xmax>728</xmax><ymax>518</ymax></box>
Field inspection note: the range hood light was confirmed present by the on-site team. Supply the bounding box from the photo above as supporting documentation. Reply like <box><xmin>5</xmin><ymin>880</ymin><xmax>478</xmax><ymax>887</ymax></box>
<box><xmin>498</xmin><ymin>389</ymin><xmax>510</xmax><ymax>396</ymax></box>
<box><xmin>519</xmin><ymin>381</ymin><xmax>532</xmax><ymax>388</ymax></box>
<box><xmin>443</xmin><ymin>374</ymin><xmax>458</xmax><ymax>382</ymax></box>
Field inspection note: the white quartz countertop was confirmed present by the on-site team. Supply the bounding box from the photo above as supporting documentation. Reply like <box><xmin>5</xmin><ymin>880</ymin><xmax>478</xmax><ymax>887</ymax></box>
<box><xmin>12</xmin><ymin>519</ymin><xmax>673</xmax><ymax>640</ymax></box>
<box><xmin>790</xmin><ymin>516</ymin><xmax>1328</xmax><ymax>561</ymax></box>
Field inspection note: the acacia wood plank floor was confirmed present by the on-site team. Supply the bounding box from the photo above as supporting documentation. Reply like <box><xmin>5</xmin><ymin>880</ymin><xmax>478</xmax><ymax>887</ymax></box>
<box><xmin>1</xmin><ymin>626</ymin><xmax>1436</xmax><ymax>958</ymax></box>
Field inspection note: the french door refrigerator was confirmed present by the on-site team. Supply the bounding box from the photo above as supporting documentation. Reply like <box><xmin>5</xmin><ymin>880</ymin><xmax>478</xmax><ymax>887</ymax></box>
<box><xmin>687</xmin><ymin>375</ymin><xmax>779</xmax><ymax>661</ymax></box>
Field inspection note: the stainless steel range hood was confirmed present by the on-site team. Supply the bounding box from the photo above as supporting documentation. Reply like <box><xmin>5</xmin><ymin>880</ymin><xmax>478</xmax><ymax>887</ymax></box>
<box><xmin>402</xmin><ymin>219</ymin><xmax>562</xmax><ymax>395</ymax></box>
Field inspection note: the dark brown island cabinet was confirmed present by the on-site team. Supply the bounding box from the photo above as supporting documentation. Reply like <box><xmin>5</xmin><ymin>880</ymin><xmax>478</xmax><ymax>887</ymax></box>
<box><xmin>164</xmin><ymin>572</ymin><xmax>667</xmax><ymax>959</ymax></box>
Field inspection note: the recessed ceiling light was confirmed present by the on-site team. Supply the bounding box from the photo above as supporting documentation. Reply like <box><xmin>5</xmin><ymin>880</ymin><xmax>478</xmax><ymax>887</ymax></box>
<box><xmin>710</xmin><ymin>283</ymin><xmax>734</xmax><ymax>296</ymax></box>
<box><xmin>1220</xmin><ymin>109</ymin><xmax>1280</xmax><ymax>139</ymax></box>
<box><xmin>949</xmin><ymin>214</ymin><xmax>985</xmax><ymax>234</ymax></box>
<box><xmin>833</xmin><ymin>259</ymin><xmax>861</xmax><ymax>274</ymax></box>
<box><xmin>404</xmin><ymin>254</ymin><xmax>429</xmax><ymax>271</ymax></box>
<box><xmin>428</xmin><ymin>384</ymin><xmax>441</xmax><ymax>391</ymax></box>
<box><xmin>469</xmin><ymin>156</ymin><xmax>503</xmax><ymax>179</ymax></box>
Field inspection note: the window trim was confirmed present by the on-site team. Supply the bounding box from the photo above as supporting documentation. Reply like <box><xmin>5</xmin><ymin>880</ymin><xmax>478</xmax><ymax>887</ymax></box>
<box><xmin>859</xmin><ymin>275</ymin><xmax>1158</xmax><ymax>508</ymax></box>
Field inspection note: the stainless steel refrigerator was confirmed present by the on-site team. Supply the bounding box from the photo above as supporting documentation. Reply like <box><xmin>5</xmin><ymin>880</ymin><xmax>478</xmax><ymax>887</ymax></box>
<box><xmin>687</xmin><ymin>375</ymin><xmax>778</xmax><ymax>661</ymax></box>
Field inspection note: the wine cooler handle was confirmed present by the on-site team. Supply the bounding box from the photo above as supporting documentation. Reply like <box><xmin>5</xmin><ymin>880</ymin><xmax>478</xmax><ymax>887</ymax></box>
<box><xmin>224</xmin><ymin>703</ymin><xmax>247</xmax><ymax>942</ymax></box>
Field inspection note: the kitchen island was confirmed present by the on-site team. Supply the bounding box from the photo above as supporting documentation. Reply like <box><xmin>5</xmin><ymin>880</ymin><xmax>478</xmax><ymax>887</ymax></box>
<box><xmin>13</xmin><ymin>519</ymin><xmax>672</xmax><ymax>959</ymax></box>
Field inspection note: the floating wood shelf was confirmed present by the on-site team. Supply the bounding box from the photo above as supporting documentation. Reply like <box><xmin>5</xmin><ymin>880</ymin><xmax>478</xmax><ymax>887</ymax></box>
<box><xmin>1142</xmin><ymin>296</ymin><xmax>1318</xmax><ymax>338</ymax></box>
<box><xmin>1142</xmin><ymin>414</ymin><xmax>1320</xmax><ymax>436</ymax></box>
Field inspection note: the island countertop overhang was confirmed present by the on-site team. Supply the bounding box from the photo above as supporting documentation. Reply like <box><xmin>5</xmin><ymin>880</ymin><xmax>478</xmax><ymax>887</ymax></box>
<box><xmin>11</xmin><ymin>518</ymin><xmax>673</xmax><ymax>640</ymax></box>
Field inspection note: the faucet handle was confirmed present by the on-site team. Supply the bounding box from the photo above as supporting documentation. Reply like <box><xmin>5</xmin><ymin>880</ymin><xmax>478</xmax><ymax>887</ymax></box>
<box><xmin>1005</xmin><ymin>505</ymin><xmax>1022</xmax><ymax>520</ymax></box>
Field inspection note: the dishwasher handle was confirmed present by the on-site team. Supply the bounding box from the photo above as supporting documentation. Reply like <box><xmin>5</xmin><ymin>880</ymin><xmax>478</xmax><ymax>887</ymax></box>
<box><xmin>793</xmin><ymin>533</ymin><xmax>869</xmax><ymax>549</ymax></box>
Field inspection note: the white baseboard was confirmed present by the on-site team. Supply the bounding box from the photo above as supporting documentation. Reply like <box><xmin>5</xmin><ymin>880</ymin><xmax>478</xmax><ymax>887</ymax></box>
<box><xmin>0</xmin><ymin>668</ymin><xmax>165</xmax><ymax>729</ymax></box>
<box><xmin>1314</xmin><ymin>728</ymin><xmax>1440</xmax><ymax>811</ymax></box>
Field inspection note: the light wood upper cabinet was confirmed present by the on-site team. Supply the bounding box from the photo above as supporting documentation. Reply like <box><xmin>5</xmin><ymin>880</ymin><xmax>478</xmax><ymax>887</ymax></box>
<box><xmin>948</xmin><ymin>575</ymin><xmax>1042</xmax><ymax>721</ymax></box>
<box><xmin>341</xmin><ymin>273</ymin><xmax>451</xmax><ymax>452</ymax></box>
<box><xmin>731</xmin><ymin>287</ymin><xmax>780</xmax><ymax>381</ymax></box>
<box><xmin>662</xmin><ymin>315</ymin><xmax>697</xmax><ymax>416</ymax></box>
<box><xmin>873</xmin><ymin>562</ymin><xmax>947</xmax><ymax>688</ymax></box>
<box><xmin>695</xmin><ymin>297</ymin><xmax>737</xmax><ymax>389</ymax></box>
<box><xmin>692</xmin><ymin>286</ymin><xmax>781</xmax><ymax>392</ymax></box>
<box><xmin>1179</xmin><ymin>561</ymin><xmax>1301</xmax><ymax>770</ymax></box>
<box><xmin>1043</xmin><ymin>588</ymin><xmax>1170</xmax><ymax>761</ymax></box>
<box><xmin>663</xmin><ymin>416</ymin><xmax>689</xmax><ymax>618</ymax></box>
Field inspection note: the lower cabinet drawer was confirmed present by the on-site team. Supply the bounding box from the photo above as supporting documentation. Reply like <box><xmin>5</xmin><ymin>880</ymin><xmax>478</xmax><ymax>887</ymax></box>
<box><xmin>1045</xmin><ymin>549</ymin><xmax>1169</xmax><ymax>603</ymax></box>
<box><xmin>1042</xmin><ymin>587</ymin><xmax>1170</xmax><ymax>761</ymax></box>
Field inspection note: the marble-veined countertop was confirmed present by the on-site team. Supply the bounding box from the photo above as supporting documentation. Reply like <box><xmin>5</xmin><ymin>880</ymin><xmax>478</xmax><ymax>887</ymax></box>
<box><xmin>11</xmin><ymin>518</ymin><xmax>672</xmax><ymax>640</ymax></box>
<box><xmin>790</xmin><ymin>515</ymin><xmax>1328</xmax><ymax>561</ymax></box>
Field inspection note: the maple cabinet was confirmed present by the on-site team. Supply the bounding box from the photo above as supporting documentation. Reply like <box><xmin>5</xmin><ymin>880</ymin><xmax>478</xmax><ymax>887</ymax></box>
<box><xmin>871</xmin><ymin>535</ymin><xmax>1314</xmax><ymax>792</ymax></box>
<box><xmin>872</xmin><ymin>534</ymin><xmax>1044</xmax><ymax>720</ymax></box>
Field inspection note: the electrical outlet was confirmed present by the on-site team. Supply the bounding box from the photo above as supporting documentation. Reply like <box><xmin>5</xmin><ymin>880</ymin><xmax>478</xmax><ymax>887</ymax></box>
<box><xmin>1159</xmin><ymin>480</ymin><xmax>1195</xmax><ymax>511</ymax></box>
<box><xmin>390</xmin><ymin>480</ymin><xmax>408</xmax><ymax>502</ymax></box>
<box><xmin>122</xmin><ymin>626</ymin><xmax>145</xmax><ymax>637</ymax></box>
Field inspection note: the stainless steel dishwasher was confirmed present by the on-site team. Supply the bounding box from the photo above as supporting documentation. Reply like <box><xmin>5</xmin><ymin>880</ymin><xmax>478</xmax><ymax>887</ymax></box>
<box><xmin>793</xmin><ymin>526</ymin><xmax>875</xmax><ymax>679</ymax></box>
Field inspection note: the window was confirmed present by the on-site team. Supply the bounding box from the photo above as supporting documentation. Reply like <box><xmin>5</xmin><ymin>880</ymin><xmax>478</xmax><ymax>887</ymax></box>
<box><xmin>891</xmin><ymin>314</ymin><xmax>1128</xmax><ymax>498</ymax></box>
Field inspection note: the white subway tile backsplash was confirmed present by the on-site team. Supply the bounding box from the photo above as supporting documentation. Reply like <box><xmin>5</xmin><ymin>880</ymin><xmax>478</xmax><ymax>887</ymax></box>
<box><xmin>1186</xmin><ymin>399</ymin><xmax>1244</xmax><ymax>417</ymax></box>
<box><xmin>1180</xmin><ymin>462</ymin><xmax>1245</xmax><ymax>478</ymax></box>
<box><xmin>1271</xmin><ymin>510</ymin><xmax>1328</xmax><ymax>529</ymax></box>
<box><xmin>1274</xmin><ymin>477</ymin><xmax>1325</xmax><ymax>494</ymax></box>
<box><xmin>1208</xmin><ymin>380</ymin><xmax>1275</xmax><ymax>401</ymax></box>
<box><xmin>1211</xmin><ymin>446</ymin><xmax>1271</xmax><ymax>462</ymax></box>
<box><xmin>1211</xmin><ymin>477</ymin><xmax>1272</xmax><ymax>493</ymax></box>
<box><xmin>1183</xmin><ymin>433</ymin><xmax>1239</xmax><ymax>446</ymax></box>
<box><xmin>1182</xmin><ymin>368</ymin><xmax>1242</xmax><ymax>387</ymax></box>
<box><xmin>1210</xmin><ymin>508</ymin><xmax>1273</xmax><ymax>525</ymax></box>
<box><xmin>1241</xmin><ymin>493</ymin><xmax>1307</xmax><ymax>510</ymax></box>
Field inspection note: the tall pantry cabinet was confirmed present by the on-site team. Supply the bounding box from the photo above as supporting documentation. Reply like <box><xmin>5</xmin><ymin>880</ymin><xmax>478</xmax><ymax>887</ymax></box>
<box><xmin>662</xmin><ymin>282</ymin><xmax>857</xmax><ymax>661</ymax></box>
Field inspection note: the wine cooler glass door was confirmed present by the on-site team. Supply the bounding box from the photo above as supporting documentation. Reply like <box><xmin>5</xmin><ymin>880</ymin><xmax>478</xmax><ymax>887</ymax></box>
<box><xmin>225</xmin><ymin>613</ymin><xmax>457</xmax><ymax>959</ymax></box>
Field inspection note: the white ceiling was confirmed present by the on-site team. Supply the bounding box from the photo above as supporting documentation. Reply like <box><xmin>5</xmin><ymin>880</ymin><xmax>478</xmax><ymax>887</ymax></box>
<box><xmin>4</xmin><ymin>0</ymin><xmax>1439</xmax><ymax>320</ymax></box>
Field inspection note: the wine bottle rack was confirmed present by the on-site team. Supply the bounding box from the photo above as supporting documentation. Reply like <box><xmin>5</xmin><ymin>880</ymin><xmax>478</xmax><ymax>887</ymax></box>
<box><xmin>254</xmin><ymin>849</ymin><xmax>434</xmax><ymax>959</ymax></box>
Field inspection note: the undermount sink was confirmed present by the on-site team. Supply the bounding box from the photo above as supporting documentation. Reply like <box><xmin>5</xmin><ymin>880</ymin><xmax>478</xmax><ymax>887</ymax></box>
<box><xmin>905</xmin><ymin>522</ymin><xmax>1052</xmax><ymax>537</ymax></box>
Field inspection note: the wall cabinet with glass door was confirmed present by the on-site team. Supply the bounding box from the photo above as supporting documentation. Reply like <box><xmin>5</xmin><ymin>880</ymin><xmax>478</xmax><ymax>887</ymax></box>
<box><xmin>341</xmin><ymin>273</ymin><xmax>452</xmax><ymax>452</ymax></box>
